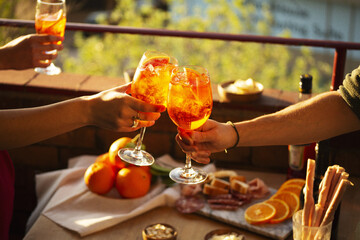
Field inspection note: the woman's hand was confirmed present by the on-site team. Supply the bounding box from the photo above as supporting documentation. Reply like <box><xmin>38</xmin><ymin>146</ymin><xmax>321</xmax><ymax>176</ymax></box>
<box><xmin>176</xmin><ymin>119</ymin><xmax>238</xmax><ymax>164</ymax></box>
<box><xmin>84</xmin><ymin>83</ymin><xmax>166</xmax><ymax>132</ymax></box>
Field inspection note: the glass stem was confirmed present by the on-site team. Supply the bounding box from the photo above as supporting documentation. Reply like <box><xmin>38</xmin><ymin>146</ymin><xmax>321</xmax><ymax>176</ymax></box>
<box><xmin>135</xmin><ymin>127</ymin><xmax>146</xmax><ymax>152</ymax></box>
<box><xmin>184</xmin><ymin>153</ymin><xmax>192</xmax><ymax>171</ymax></box>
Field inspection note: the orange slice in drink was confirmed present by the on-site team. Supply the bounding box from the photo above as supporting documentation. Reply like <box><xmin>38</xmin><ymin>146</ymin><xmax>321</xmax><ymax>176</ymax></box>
<box><xmin>266</xmin><ymin>199</ymin><xmax>290</xmax><ymax>224</ymax></box>
<box><xmin>244</xmin><ymin>202</ymin><xmax>276</xmax><ymax>224</ymax></box>
<box><xmin>271</xmin><ymin>191</ymin><xmax>300</xmax><ymax>218</ymax></box>
<box><xmin>279</xmin><ymin>184</ymin><xmax>302</xmax><ymax>197</ymax></box>
<box><xmin>142</xmin><ymin>56</ymin><xmax>170</xmax><ymax>68</ymax></box>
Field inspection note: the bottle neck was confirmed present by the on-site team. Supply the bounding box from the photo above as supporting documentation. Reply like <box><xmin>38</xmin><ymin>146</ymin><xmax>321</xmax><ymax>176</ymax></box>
<box><xmin>299</xmin><ymin>92</ymin><xmax>312</xmax><ymax>102</ymax></box>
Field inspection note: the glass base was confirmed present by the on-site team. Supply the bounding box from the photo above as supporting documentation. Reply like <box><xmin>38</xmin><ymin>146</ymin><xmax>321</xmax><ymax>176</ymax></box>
<box><xmin>169</xmin><ymin>167</ymin><xmax>207</xmax><ymax>184</ymax></box>
<box><xmin>35</xmin><ymin>63</ymin><xmax>61</xmax><ymax>75</ymax></box>
<box><xmin>118</xmin><ymin>148</ymin><xmax>154</xmax><ymax>166</ymax></box>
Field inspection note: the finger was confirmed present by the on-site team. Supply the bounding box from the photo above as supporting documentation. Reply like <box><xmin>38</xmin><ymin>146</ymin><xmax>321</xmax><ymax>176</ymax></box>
<box><xmin>122</xmin><ymin>119</ymin><xmax>155</xmax><ymax>132</ymax></box>
<box><xmin>175</xmin><ymin>135</ymin><xmax>197</xmax><ymax>152</ymax></box>
<box><xmin>137</xmin><ymin>112</ymin><xmax>161</xmax><ymax>121</ymax></box>
<box><xmin>190</xmin><ymin>152</ymin><xmax>211</xmax><ymax>164</ymax></box>
<box><xmin>177</xmin><ymin>130</ymin><xmax>194</xmax><ymax>145</ymax></box>
<box><xmin>190</xmin><ymin>129</ymin><xmax>213</xmax><ymax>144</ymax></box>
<box><xmin>33</xmin><ymin>34</ymin><xmax>64</xmax><ymax>44</ymax></box>
<box><xmin>33</xmin><ymin>52</ymin><xmax>58</xmax><ymax>61</ymax></box>
<box><xmin>130</xmin><ymin>98</ymin><xmax>166</xmax><ymax>113</ymax></box>
<box><xmin>109</xmin><ymin>82</ymin><xmax>132</xmax><ymax>93</ymax></box>
<box><xmin>138</xmin><ymin>120</ymin><xmax>156</xmax><ymax>128</ymax></box>
<box><xmin>36</xmin><ymin>43</ymin><xmax>63</xmax><ymax>52</ymax></box>
<box><xmin>36</xmin><ymin>61</ymin><xmax>52</xmax><ymax>68</ymax></box>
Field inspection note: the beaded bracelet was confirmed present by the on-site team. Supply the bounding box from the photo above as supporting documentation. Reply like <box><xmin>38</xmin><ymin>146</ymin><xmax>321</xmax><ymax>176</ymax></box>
<box><xmin>225</xmin><ymin>121</ymin><xmax>240</xmax><ymax>153</ymax></box>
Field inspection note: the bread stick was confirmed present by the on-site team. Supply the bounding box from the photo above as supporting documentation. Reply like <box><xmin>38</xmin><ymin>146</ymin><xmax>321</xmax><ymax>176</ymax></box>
<box><xmin>312</xmin><ymin>166</ymin><xmax>336</xmax><ymax>227</ymax></box>
<box><xmin>320</xmin><ymin>179</ymin><xmax>353</xmax><ymax>226</ymax></box>
<box><xmin>302</xmin><ymin>159</ymin><xmax>316</xmax><ymax>227</ymax></box>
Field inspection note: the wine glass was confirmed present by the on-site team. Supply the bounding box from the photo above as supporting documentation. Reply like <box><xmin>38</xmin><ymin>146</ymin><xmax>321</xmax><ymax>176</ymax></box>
<box><xmin>118</xmin><ymin>50</ymin><xmax>178</xmax><ymax>166</ymax></box>
<box><xmin>34</xmin><ymin>0</ymin><xmax>66</xmax><ymax>75</ymax></box>
<box><xmin>167</xmin><ymin>65</ymin><xmax>213</xmax><ymax>184</ymax></box>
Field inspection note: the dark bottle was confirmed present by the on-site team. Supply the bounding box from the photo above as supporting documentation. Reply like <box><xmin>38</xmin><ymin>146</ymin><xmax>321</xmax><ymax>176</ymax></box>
<box><xmin>287</xmin><ymin>74</ymin><xmax>316</xmax><ymax>180</ymax></box>
<box><xmin>315</xmin><ymin>140</ymin><xmax>340</xmax><ymax>239</ymax></box>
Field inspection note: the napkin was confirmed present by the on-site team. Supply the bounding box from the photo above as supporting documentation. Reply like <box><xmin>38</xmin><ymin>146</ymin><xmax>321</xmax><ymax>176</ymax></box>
<box><xmin>27</xmin><ymin>154</ymin><xmax>215</xmax><ymax>237</ymax></box>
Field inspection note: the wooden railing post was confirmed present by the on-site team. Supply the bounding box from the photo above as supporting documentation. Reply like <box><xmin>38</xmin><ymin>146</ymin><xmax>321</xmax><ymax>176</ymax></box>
<box><xmin>331</xmin><ymin>48</ymin><xmax>347</xmax><ymax>91</ymax></box>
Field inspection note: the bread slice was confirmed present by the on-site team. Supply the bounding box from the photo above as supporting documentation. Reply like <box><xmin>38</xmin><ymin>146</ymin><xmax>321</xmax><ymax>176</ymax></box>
<box><xmin>211</xmin><ymin>178</ymin><xmax>230</xmax><ymax>190</ymax></box>
<box><xmin>230</xmin><ymin>175</ymin><xmax>246</xmax><ymax>183</ymax></box>
<box><xmin>230</xmin><ymin>179</ymin><xmax>249</xmax><ymax>194</ymax></box>
<box><xmin>203</xmin><ymin>184</ymin><xmax>229</xmax><ymax>196</ymax></box>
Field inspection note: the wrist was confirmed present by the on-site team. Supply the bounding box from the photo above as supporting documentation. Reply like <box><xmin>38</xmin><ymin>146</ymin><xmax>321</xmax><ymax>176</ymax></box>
<box><xmin>225</xmin><ymin>121</ymin><xmax>239</xmax><ymax>151</ymax></box>
<box><xmin>77</xmin><ymin>96</ymin><xmax>93</xmax><ymax>126</ymax></box>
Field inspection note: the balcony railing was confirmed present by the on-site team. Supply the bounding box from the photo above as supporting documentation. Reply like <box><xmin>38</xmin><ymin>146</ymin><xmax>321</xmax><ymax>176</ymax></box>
<box><xmin>1</xmin><ymin>18</ymin><xmax>360</xmax><ymax>90</ymax></box>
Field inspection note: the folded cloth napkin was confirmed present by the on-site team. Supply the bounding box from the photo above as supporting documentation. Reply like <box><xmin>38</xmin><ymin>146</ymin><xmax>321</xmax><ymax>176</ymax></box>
<box><xmin>27</xmin><ymin>154</ymin><xmax>215</xmax><ymax>237</ymax></box>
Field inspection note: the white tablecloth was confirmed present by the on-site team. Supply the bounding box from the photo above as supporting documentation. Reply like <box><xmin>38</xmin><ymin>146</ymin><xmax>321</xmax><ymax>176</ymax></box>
<box><xmin>26</xmin><ymin>154</ymin><xmax>215</xmax><ymax>237</ymax></box>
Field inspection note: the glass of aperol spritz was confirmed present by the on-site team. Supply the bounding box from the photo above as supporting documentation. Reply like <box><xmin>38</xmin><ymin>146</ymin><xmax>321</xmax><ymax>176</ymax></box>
<box><xmin>167</xmin><ymin>65</ymin><xmax>213</xmax><ymax>184</ymax></box>
<box><xmin>34</xmin><ymin>0</ymin><xmax>66</xmax><ymax>75</ymax></box>
<box><xmin>118</xmin><ymin>50</ymin><xmax>178</xmax><ymax>166</ymax></box>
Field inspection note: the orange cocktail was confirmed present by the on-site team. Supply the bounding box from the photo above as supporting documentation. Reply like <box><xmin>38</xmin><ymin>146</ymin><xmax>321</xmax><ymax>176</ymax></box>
<box><xmin>168</xmin><ymin>66</ymin><xmax>213</xmax><ymax>184</ymax></box>
<box><xmin>34</xmin><ymin>0</ymin><xmax>66</xmax><ymax>75</ymax></box>
<box><xmin>35</xmin><ymin>12</ymin><xmax>66</xmax><ymax>40</ymax></box>
<box><xmin>118</xmin><ymin>51</ymin><xmax>178</xmax><ymax>166</ymax></box>
<box><xmin>167</xmin><ymin>68</ymin><xmax>212</xmax><ymax>130</ymax></box>
<box><xmin>131</xmin><ymin>52</ymin><xmax>178</xmax><ymax>107</ymax></box>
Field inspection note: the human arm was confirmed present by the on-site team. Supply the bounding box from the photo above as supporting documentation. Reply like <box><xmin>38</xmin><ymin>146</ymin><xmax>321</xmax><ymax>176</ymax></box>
<box><xmin>0</xmin><ymin>34</ymin><xmax>63</xmax><ymax>70</ymax></box>
<box><xmin>177</xmin><ymin>91</ymin><xmax>360</xmax><ymax>163</ymax></box>
<box><xmin>0</xmin><ymin>83</ymin><xmax>165</xmax><ymax>150</ymax></box>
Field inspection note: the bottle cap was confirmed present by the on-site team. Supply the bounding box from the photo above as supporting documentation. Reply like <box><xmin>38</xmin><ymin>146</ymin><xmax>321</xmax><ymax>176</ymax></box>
<box><xmin>299</xmin><ymin>74</ymin><xmax>312</xmax><ymax>93</ymax></box>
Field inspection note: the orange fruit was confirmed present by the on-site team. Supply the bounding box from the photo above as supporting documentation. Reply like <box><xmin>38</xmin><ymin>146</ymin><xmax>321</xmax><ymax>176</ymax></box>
<box><xmin>115</xmin><ymin>166</ymin><xmax>151</xmax><ymax>198</ymax></box>
<box><xmin>266</xmin><ymin>199</ymin><xmax>290</xmax><ymax>224</ymax></box>
<box><xmin>244</xmin><ymin>202</ymin><xmax>276</xmax><ymax>224</ymax></box>
<box><xmin>279</xmin><ymin>184</ymin><xmax>302</xmax><ymax>197</ymax></box>
<box><xmin>271</xmin><ymin>191</ymin><xmax>300</xmax><ymax>218</ymax></box>
<box><xmin>281</xmin><ymin>178</ymin><xmax>305</xmax><ymax>188</ymax></box>
<box><xmin>109</xmin><ymin>137</ymin><xmax>132</xmax><ymax>169</ymax></box>
<box><xmin>140</xmin><ymin>165</ymin><xmax>152</xmax><ymax>178</ymax></box>
<box><xmin>95</xmin><ymin>152</ymin><xmax>117</xmax><ymax>172</ymax></box>
<box><xmin>84</xmin><ymin>162</ymin><xmax>116</xmax><ymax>195</ymax></box>
<box><xmin>95</xmin><ymin>152</ymin><xmax>109</xmax><ymax>163</ymax></box>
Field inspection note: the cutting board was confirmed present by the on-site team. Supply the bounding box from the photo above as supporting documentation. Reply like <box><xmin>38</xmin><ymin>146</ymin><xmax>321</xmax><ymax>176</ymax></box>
<box><xmin>196</xmin><ymin>188</ymin><xmax>293</xmax><ymax>240</ymax></box>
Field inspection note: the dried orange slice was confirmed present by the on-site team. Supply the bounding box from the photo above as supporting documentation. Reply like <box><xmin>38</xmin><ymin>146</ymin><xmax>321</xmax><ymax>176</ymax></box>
<box><xmin>266</xmin><ymin>199</ymin><xmax>290</xmax><ymax>224</ymax></box>
<box><xmin>281</xmin><ymin>178</ymin><xmax>305</xmax><ymax>188</ymax></box>
<box><xmin>244</xmin><ymin>202</ymin><xmax>276</xmax><ymax>224</ymax></box>
<box><xmin>271</xmin><ymin>191</ymin><xmax>300</xmax><ymax>218</ymax></box>
<box><xmin>279</xmin><ymin>184</ymin><xmax>302</xmax><ymax>197</ymax></box>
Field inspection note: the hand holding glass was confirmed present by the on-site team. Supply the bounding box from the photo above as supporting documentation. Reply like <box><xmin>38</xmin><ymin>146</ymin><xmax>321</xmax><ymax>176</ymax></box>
<box><xmin>34</xmin><ymin>0</ymin><xmax>66</xmax><ymax>75</ymax></box>
<box><xmin>118</xmin><ymin>50</ymin><xmax>178</xmax><ymax>166</ymax></box>
<box><xmin>168</xmin><ymin>66</ymin><xmax>213</xmax><ymax>184</ymax></box>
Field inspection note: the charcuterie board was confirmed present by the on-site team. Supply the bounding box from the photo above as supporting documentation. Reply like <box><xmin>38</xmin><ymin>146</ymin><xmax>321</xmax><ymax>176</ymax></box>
<box><xmin>196</xmin><ymin>188</ymin><xmax>293</xmax><ymax>240</ymax></box>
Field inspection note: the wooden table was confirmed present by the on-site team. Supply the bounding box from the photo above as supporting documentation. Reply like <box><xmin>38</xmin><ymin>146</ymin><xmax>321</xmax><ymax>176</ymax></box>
<box><xmin>24</xmin><ymin>170</ymin><xmax>360</xmax><ymax>240</ymax></box>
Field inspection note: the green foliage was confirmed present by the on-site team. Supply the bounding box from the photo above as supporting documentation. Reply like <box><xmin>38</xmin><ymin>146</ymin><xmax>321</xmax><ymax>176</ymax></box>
<box><xmin>0</xmin><ymin>0</ymin><xmax>31</xmax><ymax>45</ymax></box>
<box><xmin>63</xmin><ymin>0</ymin><xmax>332</xmax><ymax>93</ymax></box>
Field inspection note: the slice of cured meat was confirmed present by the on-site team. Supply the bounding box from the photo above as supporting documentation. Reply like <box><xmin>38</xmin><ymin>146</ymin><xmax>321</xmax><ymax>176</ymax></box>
<box><xmin>175</xmin><ymin>196</ymin><xmax>205</xmax><ymax>214</ymax></box>
<box><xmin>248</xmin><ymin>178</ymin><xmax>270</xmax><ymax>199</ymax></box>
